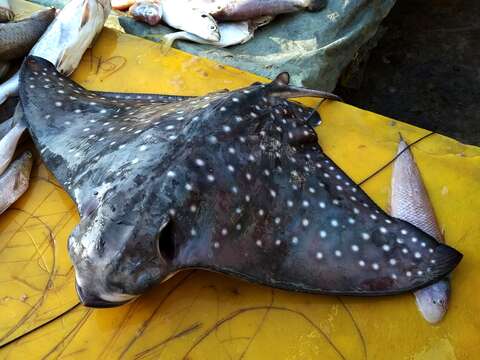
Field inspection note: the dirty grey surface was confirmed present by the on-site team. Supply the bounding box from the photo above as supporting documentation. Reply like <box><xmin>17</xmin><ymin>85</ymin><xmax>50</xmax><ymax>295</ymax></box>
<box><xmin>336</xmin><ymin>0</ymin><xmax>480</xmax><ymax>146</ymax></box>
<box><xmin>119</xmin><ymin>0</ymin><xmax>395</xmax><ymax>91</ymax></box>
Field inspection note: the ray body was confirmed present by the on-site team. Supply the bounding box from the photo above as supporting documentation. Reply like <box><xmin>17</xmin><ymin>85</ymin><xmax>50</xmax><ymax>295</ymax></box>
<box><xmin>20</xmin><ymin>56</ymin><xmax>462</xmax><ymax>308</ymax></box>
<box><xmin>391</xmin><ymin>137</ymin><xmax>450</xmax><ymax>324</ymax></box>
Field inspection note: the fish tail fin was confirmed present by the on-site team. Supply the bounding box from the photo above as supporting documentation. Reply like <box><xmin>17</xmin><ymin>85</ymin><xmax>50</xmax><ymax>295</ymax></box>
<box><xmin>11</xmin><ymin>103</ymin><xmax>26</xmax><ymax>128</ymax></box>
<box><xmin>0</xmin><ymin>7</ymin><xmax>14</xmax><ymax>22</ymax></box>
<box><xmin>160</xmin><ymin>34</ymin><xmax>176</xmax><ymax>53</ymax></box>
<box><xmin>428</xmin><ymin>244</ymin><xmax>462</xmax><ymax>281</ymax></box>
<box><xmin>269</xmin><ymin>72</ymin><xmax>342</xmax><ymax>101</ymax></box>
<box><xmin>306</xmin><ymin>0</ymin><xmax>327</xmax><ymax>11</ymax></box>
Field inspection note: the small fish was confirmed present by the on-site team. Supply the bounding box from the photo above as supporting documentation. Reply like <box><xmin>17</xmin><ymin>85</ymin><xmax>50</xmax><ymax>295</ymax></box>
<box><xmin>391</xmin><ymin>136</ymin><xmax>451</xmax><ymax>324</ymax></box>
<box><xmin>157</xmin><ymin>0</ymin><xmax>220</xmax><ymax>41</ymax></box>
<box><xmin>0</xmin><ymin>151</ymin><xmax>33</xmax><ymax>215</ymax></box>
<box><xmin>190</xmin><ymin>0</ymin><xmax>327</xmax><ymax>22</ymax></box>
<box><xmin>0</xmin><ymin>8</ymin><xmax>56</xmax><ymax>62</ymax></box>
<box><xmin>0</xmin><ymin>0</ymin><xmax>111</xmax><ymax>105</ymax></box>
<box><xmin>0</xmin><ymin>0</ymin><xmax>14</xmax><ymax>23</ymax></box>
<box><xmin>20</xmin><ymin>56</ymin><xmax>462</xmax><ymax>308</ymax></box>
<box><xmin>161</xmin><ymin>16</ymin><xmax>272</xmax><ymax>48</ymax></box>
<box><xmin>0</xmin><ymin>120</ymin><xmax>25</xmax><ymax>176</ymax></box>
<box><xmin>129</xmin><ymin>0</ymin><xmax>163</xmax><ymax>26</ymax></box>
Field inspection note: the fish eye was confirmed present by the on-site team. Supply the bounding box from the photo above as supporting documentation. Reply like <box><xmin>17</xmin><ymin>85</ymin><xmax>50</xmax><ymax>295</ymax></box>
<box><xmin>156</xmin><ymin>220</ymin><xmax>175</xmax><ymax>262</ymax></box>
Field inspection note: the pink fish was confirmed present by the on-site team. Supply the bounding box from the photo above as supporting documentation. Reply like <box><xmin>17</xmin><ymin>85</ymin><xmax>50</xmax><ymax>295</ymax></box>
<box><xmin>391</xmin><ymin>136</ymin><xmax>450</xmax><ymax>324</ymax></box>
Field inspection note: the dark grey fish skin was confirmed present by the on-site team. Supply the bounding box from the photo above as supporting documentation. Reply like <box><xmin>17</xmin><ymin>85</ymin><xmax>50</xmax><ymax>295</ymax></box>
<box><xmin>0</xmin><ymin>8</ymin><xmax>56</xmax><ymax>62</ymax></box>
<box><xmin>19</xmin><ymin>56</ymin><xmax>462</xmax><ymax>308</ymax></box>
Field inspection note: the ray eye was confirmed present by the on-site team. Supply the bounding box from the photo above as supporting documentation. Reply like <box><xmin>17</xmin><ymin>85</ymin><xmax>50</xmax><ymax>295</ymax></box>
<box><xmin>157</xmin><ymin>220</ymin><xmax>175</xmax><ymax>262</ymax></box>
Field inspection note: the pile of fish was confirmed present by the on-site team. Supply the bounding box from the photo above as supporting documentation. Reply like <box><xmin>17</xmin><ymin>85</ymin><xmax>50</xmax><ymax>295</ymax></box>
<box><xmin>17</xmin><ymin>55</ymin><xmax>462</xmax><ymax>316</ymax></box>
<box><xmin>0</xmin><ymin>0</ymin><xmax>462</xmax><ymax>325</ymax></box>
<box><xmin>121</xmin><ymin>0</ymin><xmax>327</xmax><ymax>47</ymax></box>
<box><xmin>0</xmin><ymin>0</ymin><xmax>111</xmax><ymax>215</ymax></box>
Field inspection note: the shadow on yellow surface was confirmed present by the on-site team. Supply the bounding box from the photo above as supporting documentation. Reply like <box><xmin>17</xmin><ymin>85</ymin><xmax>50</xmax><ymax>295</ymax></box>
<box><xmin>0</xmin><ymin>1</ymin><xmax>479</xmax><ymax>359</ymax></box>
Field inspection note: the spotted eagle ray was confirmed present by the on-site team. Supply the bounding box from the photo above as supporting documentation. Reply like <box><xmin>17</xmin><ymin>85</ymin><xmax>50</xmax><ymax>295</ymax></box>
<box><xmin>19</xmin><ymin>56</ymin><xmax>462</xmax><ymax>308</ymax></box>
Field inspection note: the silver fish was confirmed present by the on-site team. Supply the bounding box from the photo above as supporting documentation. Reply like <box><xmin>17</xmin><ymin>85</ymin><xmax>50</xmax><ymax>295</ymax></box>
<box><xmin>20</xmin><ymin>56</ymin><xmax>462</xmax><ymax>308</ymax></box>
<box><xmin>0</xmin><ymin>151</ymin><xmax>33</xmax><ymax>215</ymax></box>
<box><xmin>162</xmin><ymin>16</ymin><xmax>272</xmax><ymax>48</ymax></box>
<box><xmin>391</xmin><ymin>136</ymin><xmax>450</xmax><ymax>324</ymax></box>
<box><xmin>0</xmin><ymin>0</ymin><xmax>14</xmax><ymax>23</ymax></box>
<box><xmin>189</xmin><ymin>0</ymin><xmax>327</xmax><ymax>21</ymax></box>
<box><xmin>157</xmin><ymin>0</ymin><xmax>220</xmax><ymax>41</ymax></box>
<box><xmin>0</xmin><ymin>0</ymin><xmax>111</xmax><ymax>105</ymax></box>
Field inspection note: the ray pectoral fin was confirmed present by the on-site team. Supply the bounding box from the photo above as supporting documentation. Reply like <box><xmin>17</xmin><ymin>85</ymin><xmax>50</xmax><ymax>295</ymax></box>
<box><xmin>428</xmin><ymin>244</ymin><xmax>462</xmax><ymax>280</ymax></box>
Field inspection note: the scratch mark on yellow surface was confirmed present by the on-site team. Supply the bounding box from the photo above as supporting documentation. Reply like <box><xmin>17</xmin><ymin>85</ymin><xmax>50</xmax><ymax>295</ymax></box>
<box><xmin>182</xmin><ymin>305</ymin><xmax>346</xmax><ymax>360</ymax></box>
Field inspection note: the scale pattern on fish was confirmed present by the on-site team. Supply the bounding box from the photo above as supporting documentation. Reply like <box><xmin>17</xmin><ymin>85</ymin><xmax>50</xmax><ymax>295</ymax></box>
<box><xmin>206</xmin><ymin>0</ymin><xmax>327</xmax><ymax>21</ymax></box>
<box><xmin>0</xmin><ymin>8</ymin><xmax>56</xmax><ymax>62</ymax></box>
<box><xmin>19</xmin><ymin>56</ymin><xmax>462</xmax><ymax>308</ymax></box>
<box><xmin>391</xmin><ymin>137</ymin><xmax>451</xmax><ymax>324</ymax></box>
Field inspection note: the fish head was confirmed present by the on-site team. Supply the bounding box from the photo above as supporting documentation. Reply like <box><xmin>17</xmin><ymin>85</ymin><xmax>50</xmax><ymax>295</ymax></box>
<box><xmin>414</xmin><ymin>278</ymin><xmax>450</xmax><ymax>324</ymax></box>
<box><xmin>192</xmin><ymin>12</ymin><xmax>220</xmax><ymax>41</ymax></box>
<box><xmin>129</xmin><ymin>1</ymin><xmax>163</xmax><ymax>26</ymax></box>
<box><xmin>68</xmin><ymin>184</ymin><xmax>173</xmax><ymax>307</ymax></box>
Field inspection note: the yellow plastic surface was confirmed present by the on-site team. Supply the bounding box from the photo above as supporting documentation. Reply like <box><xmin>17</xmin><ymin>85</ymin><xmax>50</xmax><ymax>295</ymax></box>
<box><xmin>1</xmin><ymin>1</ymin><xmax>479</xmax><ymax>359</ymax></box>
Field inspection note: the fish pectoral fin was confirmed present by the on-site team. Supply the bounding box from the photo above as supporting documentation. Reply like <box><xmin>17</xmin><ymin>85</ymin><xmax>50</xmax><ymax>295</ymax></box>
<box><xmin>80</xmin><ymin>0</ymin><xmax>91</xmax><ymax>28</ymax></box>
